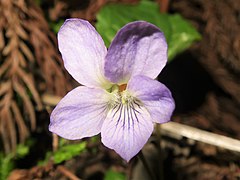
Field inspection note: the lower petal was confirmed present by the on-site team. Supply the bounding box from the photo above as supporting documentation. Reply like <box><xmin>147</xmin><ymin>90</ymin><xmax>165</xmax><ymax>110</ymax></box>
<box><xmin>49</xmin><ymin>86</ymin><xmax>109</xmax><ymax>140</ymax></box>
<box><xmin>127</xmin><ymin>75</ymin><xmax>175</xmax><ymax>124</ymax></box>
<box><xmin>101</xmin><ymin>102</ymin><xmax>153</xmax><ymax>162</ymax></box>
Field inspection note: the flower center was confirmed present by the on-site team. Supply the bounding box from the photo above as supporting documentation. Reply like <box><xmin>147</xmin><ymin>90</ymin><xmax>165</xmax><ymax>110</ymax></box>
<box><xmin>121</xmin><ymin>90</ymin><xmax>134</xmax><ymax>105</ymax></box>
<box><xmin>108</xmin><ymin>84</ymin><xmax>134</xmax><ymax>108</ymax></box>
<box><xmin>119</xmin><ymin>84</ymin><xmax>127</xmax><ymax>92</ymax></box>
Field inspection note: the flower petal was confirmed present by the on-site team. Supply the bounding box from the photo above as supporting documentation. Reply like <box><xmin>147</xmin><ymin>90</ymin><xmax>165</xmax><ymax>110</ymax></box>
<box><xmin>49</xmin><ymin>86</ymin><xmax>110</xmax><ymax>140</ymax></box>
<box><xmin>101</xmin><ymin>102</ymin><xmax>153</xmax><ymax>161</ymax></box>
<box><xmin>58</xmin><ymin>18</ymin><xmax>110</xmax><ymax>88</ymax></box>
<box><xmin>104</xmin><ymin>21</ymin><xmax>168</xmax><ymax>84</ymax></box>
<box><xmin>127</xmin><ymin>75</ymin><xmax>175</xmax><ymax>124</ymax></box>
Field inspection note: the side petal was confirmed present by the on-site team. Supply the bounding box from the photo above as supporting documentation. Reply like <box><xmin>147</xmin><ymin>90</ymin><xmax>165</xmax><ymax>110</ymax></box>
<box><xmin>58</xmin><ymin>18</ymin><xmax>110</xmax><ymax>88</ymax></box>
<box><xmin>101</xmin><ymin>103</ymin><xmax>153</xmax><ymax>162</ymax></box>
<box><xmin>127</xmin><ymin>75</ymin><xmax>175</xmax><ymax>124</ymax></box>
<box><xmin>49</xmin><ymin>86</ymin><xmax>110</xmax><ymax>140</ymax></box>
<box><xmin>104</xmin><ymin>21</ymin><xmax>167</xmax><ymax>84</ymax></box>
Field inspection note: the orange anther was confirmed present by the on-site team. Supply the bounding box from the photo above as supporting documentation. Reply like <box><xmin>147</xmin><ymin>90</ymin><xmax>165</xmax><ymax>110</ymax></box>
<box><xmin>119</xmin><ymin>84</ymin><xmax>127</xmax><ymax>92</ymax></box>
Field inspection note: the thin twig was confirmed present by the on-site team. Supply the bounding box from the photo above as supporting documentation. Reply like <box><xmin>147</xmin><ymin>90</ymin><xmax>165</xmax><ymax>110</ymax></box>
<box><xmin>161</xmin><ymin>122</ymin><xmax>240</xmax><ymax>153</ymax></box>
<box><xmin>42</xmin><ymin>94</ymin><xmax>62</xmax><ymax>106</ymax></box>
<box><xmin>57</xmin><ymin>165</ymin><xmax>81</xmax><ymax>180</ymax></box>
<box><xmin>157</xmin><ymin>0</ymin><xmax>170</xmax><ymax>13</ymax></box>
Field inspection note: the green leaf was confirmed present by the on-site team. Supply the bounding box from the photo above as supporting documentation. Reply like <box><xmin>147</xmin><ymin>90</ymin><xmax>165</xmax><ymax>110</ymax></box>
<box><xmin>96</xmin><ymin>0</ymin><xmax>201</xmax><ymax>61</ymax></box>
<box><xmin>0</xmin><ymin>142</ymin><xmax>33</xmax><ymax>179</ymax></box>
<box><xmin>15</xmin><ymin>144</ymin><xmax>29</xmax><ymax>158</ymax></box>
<box><xmin>37</xmin><ymin>151</ymin><xmax>52</xmax><ymax>166</ymax></box>
<box><xmin>0</xmin><ymin>153</ymin><xmax>14</xmax><ymax>180</ymax></box>
<box><xmin>53</xmin><ymin>141</ymin><xmax>87</xmax><ymax>164</ymax></box>
<box><xmin>104</xmin><ymin>170</ymin><xmax>126</xmax><ymax>180</ymax></box>
<box><xmin>38</xmin><ymin>140</ymin><xmax>87</xmax><ymax>165</ymax></box>
<box><xmin>167</xmin><ymin>14</ymin><xmax>201</xmax><ymax>60</ymax></box>
<box><xmin>50</xmin><ymin>20</ymin><xmax>65</xmax><ymax>34</ymax></box>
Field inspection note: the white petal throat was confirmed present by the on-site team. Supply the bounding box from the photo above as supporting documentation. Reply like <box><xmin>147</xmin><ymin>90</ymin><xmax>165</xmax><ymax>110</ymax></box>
<box><xmin>101</xmin><ymin>91</ymin><xmax>153</xmax><ymax>161</ymax></box>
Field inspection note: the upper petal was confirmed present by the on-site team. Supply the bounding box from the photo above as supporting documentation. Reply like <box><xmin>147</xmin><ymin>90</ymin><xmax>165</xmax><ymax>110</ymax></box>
<box><xmin>104</xmin><ymin>21</ymin><xmax>168</xmax><ymax>84</ymax></box>
<box><xmin>58</xmin><ymin>18</ymin><xmax>110</xmax><ymax>88</ymax></box>
<box><xmin>101</xmin><ymin>102</ymin><xmax>153</xmax><ymax>162</ymax></box>
<box><xmin>49</xmin><ymin>86</ymin><xmax>110</xmax><ymax>140</ymax></box>
<box><xmin>127</xmin><ymin>75</ymin><xmax>175</xmax><ymax>124</ymax></box>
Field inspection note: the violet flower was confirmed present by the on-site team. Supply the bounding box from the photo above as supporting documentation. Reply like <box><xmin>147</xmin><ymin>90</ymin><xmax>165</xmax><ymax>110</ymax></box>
<box><xmin>49</xmin><ymin>19</ymin><xmax>175</xmax><ymax>161</ymax></box>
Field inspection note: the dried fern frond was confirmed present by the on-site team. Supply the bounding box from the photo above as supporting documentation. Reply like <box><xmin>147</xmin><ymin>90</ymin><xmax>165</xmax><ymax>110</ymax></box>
<box><xmin>0</xmin><ymin>0</ymin><xmax>71</xmax><ymax>153</ymax></box>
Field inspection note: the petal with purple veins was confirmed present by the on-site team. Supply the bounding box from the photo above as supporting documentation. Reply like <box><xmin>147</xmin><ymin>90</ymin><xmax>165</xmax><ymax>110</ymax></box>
<box><xmin>49</xmin><ymin>86</ymin><xmax>110</xmax><ymax>140</ymax></box>
<box><xmin>101</xmin><ymin>102</ymin><xmax>153</xmax><ymax>161</ymax></box>
<box><xmin>104</xmin><ymin>21</ymin><xmax>168</xmax><ymax>84</ymax></box>
<box><xmin>58</xmin><ymin>18</ymin><xmax>110</xmax><ymax>88</ymax></box>
<box><xmin>127</xmin><ymin>75</ymin><xmax>175</xmax><ymax>124</ymax></box>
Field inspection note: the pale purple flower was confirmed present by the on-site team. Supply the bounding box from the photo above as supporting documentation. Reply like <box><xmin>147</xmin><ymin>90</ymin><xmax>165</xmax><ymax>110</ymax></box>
<box><xmin>49</xmin><ymin>18</ymin><xmax>175</xmax><ymax>161</ymax></box>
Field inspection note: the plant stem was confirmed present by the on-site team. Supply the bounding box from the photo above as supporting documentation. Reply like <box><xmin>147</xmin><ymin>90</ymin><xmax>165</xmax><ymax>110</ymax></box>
<box><xmin>138</xmin><ymin>151</ymin><xmax>157</xmax><ymax>180</ymax></box>
<box><xmin>52</xmin><ymin>133</ymin><xmax>59</xmax><ymax>152</ymax></box>
<box><xmin>156</xmin><ymin>124</ymin><xmax>164</xmax><ymax>180</ymax></box>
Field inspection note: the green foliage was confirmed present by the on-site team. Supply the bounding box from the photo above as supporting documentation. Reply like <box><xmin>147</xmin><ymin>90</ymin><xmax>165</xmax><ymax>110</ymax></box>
<box><xmin>15</xmin><ymin>141</ymin><xmax>32</xmax><ymax>158</ymax></box>
<box><xmin>39</xmin><ymin>140</ymin><xmax>87</xmax><ymax>165</ymax></box>
<box><xmin>34</xmin><ymin>0</ymin><xmax>42</xmax><ymax>6</ymax></box>
<box><xmin>0</xmin><ymin>142</ymin><xmax>32</xmax><ymax>180</ymax></box>
<box><xmin>53</xmin><ymin>141</ymin><xmax>87</xmax><ymax>164</ymax></box>
<box><xmin>96</xmin><ymin>0</ymin><xmax>201</xmax><ymax>61</ymax></box>
<box><xmin>50</xmin><ymin>20</ymin><xmax>65</xmax><ymax>34</ymax></box>
<box><xmin>104</xmin><ymin>170</ymin><xmax>126</xmax><ymax>180</ymax></box>
<box><xmin>167</xmin><ymin>15</ymin><xmax>201</xmax><ymax>60</ymax></box>
<box><xmin>0</xmin><ymin>153</ymin><xmax>14</xmax><ymax>180</ymax></box>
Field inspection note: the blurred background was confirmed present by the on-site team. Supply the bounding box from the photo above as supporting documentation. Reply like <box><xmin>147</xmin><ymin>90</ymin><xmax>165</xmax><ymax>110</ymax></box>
<box><xmin>0</xmin><ymin>0</ymin><xmax>239</xmax><ymax>179</ymax></box>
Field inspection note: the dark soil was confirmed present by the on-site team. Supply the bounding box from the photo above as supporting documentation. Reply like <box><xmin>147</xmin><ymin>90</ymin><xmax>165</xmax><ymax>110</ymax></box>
<box><xmin>161</xmin><ymin>0</ymin><xmax>240</xmax><ymax>178</ymax></box>
<box><xmin>169</xmin><ymin>0</ymin><xmax>240</xmax><ymax>140</ymax></box>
